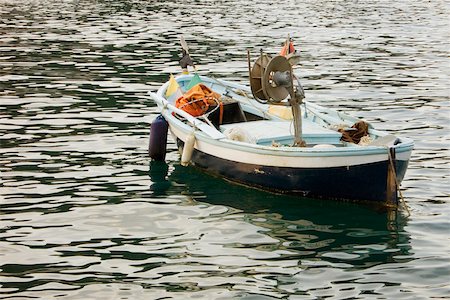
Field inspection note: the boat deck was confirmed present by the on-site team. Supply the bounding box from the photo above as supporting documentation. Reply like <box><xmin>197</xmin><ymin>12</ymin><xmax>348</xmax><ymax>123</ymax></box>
<box><xmin>220</xmin><ymin>119</ymin><xmax>342</xmax><ymax>146</ymax></box>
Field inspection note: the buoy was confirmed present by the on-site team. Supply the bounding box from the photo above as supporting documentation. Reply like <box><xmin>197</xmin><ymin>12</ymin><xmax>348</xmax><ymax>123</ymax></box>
<box><xmin>148</xmin><ymin>115</ymin><xmax>169</xmax><ymax>161</ymax></box>
<box><xmin>181</xmin><ymin>132</ymin><xmax>196</xmax><ymax>166</ymax></box>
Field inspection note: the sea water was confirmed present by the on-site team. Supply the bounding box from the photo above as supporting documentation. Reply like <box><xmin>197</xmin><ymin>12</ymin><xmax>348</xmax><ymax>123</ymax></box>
<box><xmin>1</xmin><ymin>0</ymin><xmax>449</xmax><ymax>298</ymax></box>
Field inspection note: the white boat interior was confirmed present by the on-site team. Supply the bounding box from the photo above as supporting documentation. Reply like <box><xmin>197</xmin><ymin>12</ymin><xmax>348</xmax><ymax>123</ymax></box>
<box><xmin>168</xmin><ymin>74</ymin><xmax>399</xmax><ymax>150</ymax></box>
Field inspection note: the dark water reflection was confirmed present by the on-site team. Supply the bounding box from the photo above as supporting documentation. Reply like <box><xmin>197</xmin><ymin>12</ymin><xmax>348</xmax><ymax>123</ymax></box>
<box><xmin>1</xmin><ymin>0</ymin><xmax>449</xmax><ymax>299</ymax></box>
<box><xmin>153</xmin><ymin>161</ymin><xmax>412</xmax><ymax>268</ymax></box>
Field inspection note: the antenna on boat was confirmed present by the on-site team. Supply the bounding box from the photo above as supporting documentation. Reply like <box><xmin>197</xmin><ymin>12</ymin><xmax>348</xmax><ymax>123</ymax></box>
<box><xmin>248</xmin><ymin>49</ymin><xmax>306</xmax><ymax>147</ymax></box>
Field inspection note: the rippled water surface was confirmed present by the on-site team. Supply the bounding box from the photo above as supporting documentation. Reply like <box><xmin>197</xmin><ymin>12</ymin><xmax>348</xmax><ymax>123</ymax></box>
<box><xmin>1</xmin><ymin>0</ymin><xmax>449</xmax><ymax>299</ymax></box>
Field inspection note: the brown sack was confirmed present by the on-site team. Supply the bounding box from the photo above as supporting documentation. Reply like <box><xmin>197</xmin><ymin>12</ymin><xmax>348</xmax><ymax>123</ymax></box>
<box><xmin>339</xmin><ymin>120</ymin><xmax>369</xmax><ymax>144</ymax></box>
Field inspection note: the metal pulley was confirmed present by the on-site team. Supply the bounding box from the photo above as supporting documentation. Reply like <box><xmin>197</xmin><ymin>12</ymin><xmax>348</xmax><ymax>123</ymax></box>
<box><xmin>248</xmin><ymin>52</ymin><xmax>306</xmax><ymax>146</ymax></box>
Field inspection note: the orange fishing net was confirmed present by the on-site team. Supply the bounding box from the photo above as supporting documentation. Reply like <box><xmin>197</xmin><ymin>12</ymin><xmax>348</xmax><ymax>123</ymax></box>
<box><xmin>175</xmin><ymin>83</ymin><xmax>221</xmax><ymax>117</ymax></box>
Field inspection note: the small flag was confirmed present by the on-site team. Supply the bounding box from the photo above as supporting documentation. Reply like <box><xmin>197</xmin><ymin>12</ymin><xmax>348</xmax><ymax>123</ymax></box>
<box><xmin>165</xmin><ymin>74</ymin><xmax>183</xmax><ymax>103</ymax></box>
<box><xmin>165</xmin><ymin>74</ymin><xmax>180</xmax><ymax>97</ymax></box>
<box><xmin>280</xmin><ymin>39</ymin><xmax>295</xmax><ymax>57</ymax></box>
<box><xmin>186</xmin><ymin>73</ymin><xmax>202</xmax><ymax>90</ymax></box>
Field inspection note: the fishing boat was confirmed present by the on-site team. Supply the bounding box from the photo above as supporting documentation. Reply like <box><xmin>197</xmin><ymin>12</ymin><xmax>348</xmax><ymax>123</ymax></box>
<box><xmin>148</xmin><ymin>39</ymin><xmax>414</xmax><ymax>207</ymax></box>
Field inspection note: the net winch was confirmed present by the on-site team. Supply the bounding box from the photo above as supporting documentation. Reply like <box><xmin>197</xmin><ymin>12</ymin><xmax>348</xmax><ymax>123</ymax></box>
<box><xmin>247</xmin><ymin>50</ymin><xmax>306</xmax><ymax>146</ymax></box>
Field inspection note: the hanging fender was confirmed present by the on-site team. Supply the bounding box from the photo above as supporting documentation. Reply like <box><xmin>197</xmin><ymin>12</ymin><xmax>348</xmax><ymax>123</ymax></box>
<box><xmin>181</xmin><ymin>132</ymin><xmax>196</xmax><ymax>166</ymax></box>
<box><xmin>148</xmin><ymin>115</ymin><xmax>169</xmax><ymax>161</ymax></box>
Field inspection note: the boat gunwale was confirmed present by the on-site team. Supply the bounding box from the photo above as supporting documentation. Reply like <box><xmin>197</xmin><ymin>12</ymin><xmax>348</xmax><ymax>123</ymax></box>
<box><xmin>149</xmin><ymin>75</ymin><xmax>414</xmax><ymax>158</ymax></box>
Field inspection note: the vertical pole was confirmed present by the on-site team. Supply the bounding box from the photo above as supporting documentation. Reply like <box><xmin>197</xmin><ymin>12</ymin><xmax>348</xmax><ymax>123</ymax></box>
<box><xmin>289</xmin><ymin>99</ymin><xmax>304</xmax><ymax>147</ymax></box>
<box><xmin>288</xmin><ymin>69</ymin><xmax>305</xmax><ymax>147</ymax></box>
<box><xmin>247</xmin><ymin>50</ymin><xmax>252</xmax><ymax>82</ymax></box>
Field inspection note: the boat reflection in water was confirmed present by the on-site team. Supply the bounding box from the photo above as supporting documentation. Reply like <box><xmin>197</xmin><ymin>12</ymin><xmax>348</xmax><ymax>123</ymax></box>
<box><xmin>149</xmin><ymin>161</ymin><xmax>412</xmax><ymax>270</ymax></box>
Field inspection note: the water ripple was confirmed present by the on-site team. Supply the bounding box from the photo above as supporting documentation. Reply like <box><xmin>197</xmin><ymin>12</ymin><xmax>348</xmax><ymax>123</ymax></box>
<box><xmin>1</xmin><ymin>0</ymin><xmax>449</xmax><ymax>299</ymax></box>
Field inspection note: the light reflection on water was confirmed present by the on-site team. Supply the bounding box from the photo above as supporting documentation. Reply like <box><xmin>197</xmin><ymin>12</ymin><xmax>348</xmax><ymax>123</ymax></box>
<box><xmin>1</xmin><ymin>0</ymin><xmax>449</xmax><ymax>299</ymax></box>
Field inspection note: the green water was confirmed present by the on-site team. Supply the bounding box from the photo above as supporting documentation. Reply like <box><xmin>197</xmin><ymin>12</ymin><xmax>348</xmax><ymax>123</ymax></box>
<box><xmin>1</xmin><ymin>0</ymin><xmax>449</xmax><ymax>299</ymax></box>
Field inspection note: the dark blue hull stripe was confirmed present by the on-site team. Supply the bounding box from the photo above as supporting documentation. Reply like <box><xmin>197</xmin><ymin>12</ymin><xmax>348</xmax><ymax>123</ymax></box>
<box><xmin>177</xmin><ymin>140</ymin><xmax>408</xmax><ymax>204</ymax></box>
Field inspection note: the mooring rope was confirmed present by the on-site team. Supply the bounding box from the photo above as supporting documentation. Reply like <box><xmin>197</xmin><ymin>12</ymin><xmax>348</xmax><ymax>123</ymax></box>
<box><xmin>388</xmin><ymin>148</ymin><xmax>411</xmax><ymax>216</ymax></box>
